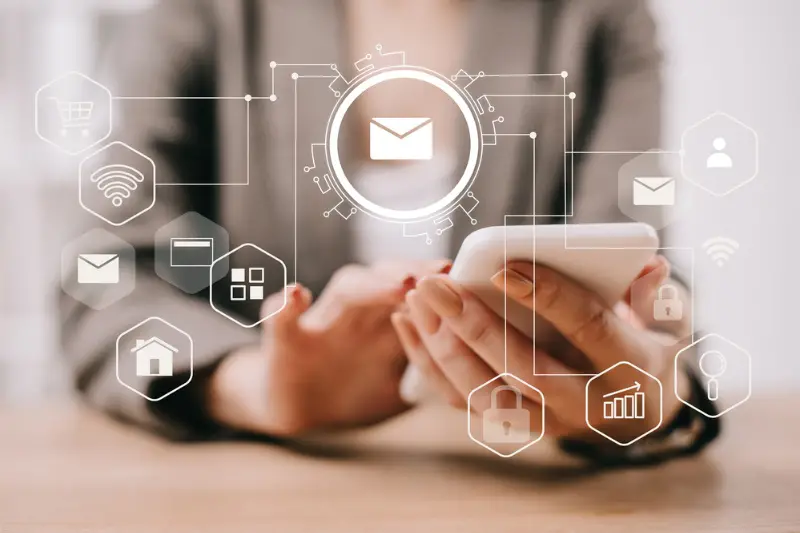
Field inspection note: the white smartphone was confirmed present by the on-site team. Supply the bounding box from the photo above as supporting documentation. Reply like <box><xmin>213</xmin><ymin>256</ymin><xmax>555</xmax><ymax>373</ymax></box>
<box><xmin>399</xmin><ymin>222</ymin><xmax>659</xmax><ymax>404</ymax></box>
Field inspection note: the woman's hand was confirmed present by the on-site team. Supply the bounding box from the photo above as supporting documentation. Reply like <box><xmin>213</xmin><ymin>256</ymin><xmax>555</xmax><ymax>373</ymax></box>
<box><xmin>392</xmin><ymin>257</ymin><xmax>689</xmax><ymax>444</ymax></box>
<box><xmin>208</xmin><ymin>262</ymin><xmax>445</xmax><ymax>437</ymax></box>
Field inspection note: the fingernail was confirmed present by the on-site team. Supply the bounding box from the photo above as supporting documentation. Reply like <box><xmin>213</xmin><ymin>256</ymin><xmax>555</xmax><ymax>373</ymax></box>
<box><xmin>491</xmin><ymin>269</ymin><xmax>534</xmax><ymax>300</ymax></box>
<box><xmin>402</xmin><ymin>275</ymin><xmax>417</xmax><ymax>292</ymax></box>
<box><xmin>439</xmin><ymin>263</ymin><xmax>453</xmax><ymax>275</ymax></box>
<box><xmin>417</xmin><ymin>277</ymin><xmax>462</xmax><ymax>317</ymax></box>
<box><xmin>290</xmin><ymin>285</ymin><xmax>303</xmax><ymax>303</ymax></box>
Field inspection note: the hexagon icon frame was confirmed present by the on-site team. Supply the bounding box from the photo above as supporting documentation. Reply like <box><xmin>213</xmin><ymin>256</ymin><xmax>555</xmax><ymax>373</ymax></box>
<box><xmin>79</xmin><ymin>141</ymin><xmax>157</xmax><ymax>226</ymax></box>
<box><xmin>61</xmin><ymin>227</ymin><xmax>136</xmax><ymax>310</ymax></box>
<box><xmin>675</xmin><ymin>332</ymin><xmax>752</xmax><ymax>418</ymax></box>
<box><xmin>116</xmin><ymin>317</ymin><xmax>193</xmax><ymax>402</ymax></box>
<box><xmin>680</xmin><ymin>111</ymin><xmax>759</xmax><ymax>197</ymax></box>
<box><xmin>585</xmin><ymin>361</ymin><xmax>663</xmax><ymax>447</ymax></box>
<box><xmin>35</xmin><ymin>71</ymin><xmax>113</xmax><ymax>155</ymax></box>
<box><xmin>616</xmin><ymin>149</ymin><xmax>683</xmax><ymax>230</ymax></box>
<box><xmin>209</xmin><ymin>243</ymin><xmax>288</xmax><ymax>328</ymax></box>
<box><xmin>467</xmin><ymin>372</ymin><xmax>545</xmax><ymax>458</ymax></box>
<box><xmin>154</xmin><ymin>211</ymin><xmax>231</xmax><ymax>294</ymax></box>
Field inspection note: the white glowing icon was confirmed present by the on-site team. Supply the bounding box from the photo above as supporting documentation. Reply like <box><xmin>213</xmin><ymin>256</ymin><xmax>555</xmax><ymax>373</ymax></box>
<box><xmin>91</xmin><ymin>164</ymin><xmax>145</xmax><ymax>207</ymax></box>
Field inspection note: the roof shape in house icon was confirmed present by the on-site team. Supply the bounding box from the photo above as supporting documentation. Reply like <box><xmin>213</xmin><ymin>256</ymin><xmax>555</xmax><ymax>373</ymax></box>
<box><xmin>132</xmin><ymin>336</ymin><xmax>178</xmax><ymax>377</ymax></box>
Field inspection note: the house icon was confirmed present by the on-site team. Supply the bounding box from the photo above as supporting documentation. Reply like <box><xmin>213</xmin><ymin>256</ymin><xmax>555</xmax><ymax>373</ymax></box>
<box><xmin>132</xmin><ymin>337</ymin><xmax>178</xmax><ymax>377</ymax></box>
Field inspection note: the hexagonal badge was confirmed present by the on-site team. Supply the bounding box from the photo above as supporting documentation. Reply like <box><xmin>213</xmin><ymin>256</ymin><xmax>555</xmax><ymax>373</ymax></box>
<box><xmin>210</xmin><ymin>243</ymin><xmax>288</xmax><ymax>328</ymax></box>
<box><xmin>681</xmin><ymin>111</ymin><xmax>759</xmax><ymax>197</ymax></box>
<box><xmin>467</xmin><ymin>373</ymin><xmax>545</xmax><ymax>458</ymax></box>
<box><xmin>61</xmin><ymin>228</ymin><xmax>135</xmax><ymax>310</ymax></box>
<box><xmin>617</xmin><ymin>149</ymin><xmax>688</xmax><ymax>230</ymax></box>
<box><xmin>79</xmin><ymin>141</ymin><xmax>156</xmax><ymax>226</ymax></box>
<box><xmin>675</xmin><ymin>333</ymin><xmax>752</xmax><ymax>418</ymax></box>
<box><xmin>35</xmin><ymin>71</ymin><xmax>113</xmax><ymax>155</ymax></box>
<box><xmin>585</xmin><ymin>361</ymin><xmax>663</xmax><ymax>446</ymax></box>
<box><xmin>116</xmin><ymin>317</ymin><xmax>193</xmax><ymax>402</ymax></box>
<box><xmin>155</xmin><ymin>212</ymin><xmax>231</xmax><ymax>294</ymax></box>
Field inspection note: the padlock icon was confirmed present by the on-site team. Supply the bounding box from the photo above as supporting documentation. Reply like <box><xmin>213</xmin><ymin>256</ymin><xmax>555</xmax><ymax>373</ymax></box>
<box><xmin>653</xmin><ymin>284</ymin><xmax>683</xmax><ymax>321</ymax></box>
<box><xmin>482</xmin><ymin>385</ymin><xmax>530</xmax><ymax>444</ymax></box>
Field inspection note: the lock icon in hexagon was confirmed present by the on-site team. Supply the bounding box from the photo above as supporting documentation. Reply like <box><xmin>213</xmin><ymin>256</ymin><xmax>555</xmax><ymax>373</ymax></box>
<box><xmin>483</xmin><ymin>385</ymin><xmax>530</xmax><ymax>444</ymax></box>
<box><xmin>653</xmin><ymin>284</ymin><xmax>683</xmax><ymax>321</ymax></box>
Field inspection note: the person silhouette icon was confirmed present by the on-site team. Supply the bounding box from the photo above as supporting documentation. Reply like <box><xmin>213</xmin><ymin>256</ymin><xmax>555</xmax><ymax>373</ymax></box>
<box><xmin>706</xmin><ymin>137</ymin><xmax>733</xmax><ymax>169</ymax></box>
<box><xmin>699</xmin><ymin>350</ymin><xmax>727</xmax><ymax>401</ymax></box>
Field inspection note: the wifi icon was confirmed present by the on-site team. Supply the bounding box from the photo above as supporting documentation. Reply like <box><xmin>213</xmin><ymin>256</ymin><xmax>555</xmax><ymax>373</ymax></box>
<box><xmin>90</xmin><ymin>164</ymin><xmax>145</xmax><ymax>207</ymax></box>
<box><xmin>703</xmin><ymin>236</ymin><xmax>739</xmax><ymax>267</ymax></box>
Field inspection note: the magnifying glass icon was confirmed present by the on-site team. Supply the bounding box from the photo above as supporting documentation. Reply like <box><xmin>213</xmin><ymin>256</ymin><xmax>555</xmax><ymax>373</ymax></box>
<box><xmin>699</xmin><ymin>350</ymin><xmax>727</xmax><ymax>401</ymax></box>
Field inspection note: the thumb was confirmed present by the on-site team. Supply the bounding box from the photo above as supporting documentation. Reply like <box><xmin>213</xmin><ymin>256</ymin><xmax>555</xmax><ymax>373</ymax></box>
<box><xmin>628</xmin><ymin>257</ymin><xmax>672</xmax><ymax>323</ymax></box>
<box><xmin>262</xmin><ymin>284</ymin><xmax>311</xmax><ymax>340</ymax></box>
<box><xmin>625</xmin><ymin>255</ymin><xmax>671</xmax><ymax>303</ymax></box>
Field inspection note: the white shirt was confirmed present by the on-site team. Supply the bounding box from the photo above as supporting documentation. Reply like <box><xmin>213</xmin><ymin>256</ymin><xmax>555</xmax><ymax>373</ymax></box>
<box><xmin>352</xmin><ymin>157</ymin><xmax>456</xmax><ymax>265</ymax></box>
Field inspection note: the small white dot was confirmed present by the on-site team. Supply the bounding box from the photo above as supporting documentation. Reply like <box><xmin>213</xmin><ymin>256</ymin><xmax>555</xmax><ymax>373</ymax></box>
<box><xmin>291</xmin><ymin>72</ymin><xmax>299</xmax><ymax>80</ymax></box>
<box><xmin>244</xmin><ymin>94</ymin><xmax>252</xmax><ymax>102</ymax></box>
<box><xmin>269</xmin><ymin>95</ymin><xmax>277</xmax><ymax>102</ymax></box>
<box><xmin>568</xmin><ymin>92</ymin><xmax>576</xmax><ymax>99</ymax></box>
<box><xmin>561</xmin><ymin>71</ymin><xmax>568</xmax><ymax>78</ymax></box>
<box><xmin>269</xmin><ymin>61</ymin><xmax>277</xmax><ymax>68</ymax></box>
<box><xmin>529</xmin><ymin>132</ymin><xmax>537</xmax><ymax>139</ymax></box>
<box><xmin>713</xmin><ymin>137</ymin><xmax>726</xmax><ymax>150</ymax></box>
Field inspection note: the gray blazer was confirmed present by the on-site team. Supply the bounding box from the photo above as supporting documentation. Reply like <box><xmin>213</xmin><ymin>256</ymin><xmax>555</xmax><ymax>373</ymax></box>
<box><xmin>61</xmin><ymin>0</ymin><xmax>664</xmax><ymax>438</ymax></box>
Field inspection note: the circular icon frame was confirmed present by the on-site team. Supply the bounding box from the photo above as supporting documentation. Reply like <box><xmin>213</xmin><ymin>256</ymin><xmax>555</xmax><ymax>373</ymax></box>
<box><xmin>324</xmin><ymin>66</ymin><xmax>483</xmax><ymax>223</ymax></box>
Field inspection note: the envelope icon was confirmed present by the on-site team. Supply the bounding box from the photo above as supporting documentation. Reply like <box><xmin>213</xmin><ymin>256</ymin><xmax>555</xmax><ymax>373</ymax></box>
<box><xmin>77</xmin><ymin>254</ymin><xmax>120</xmax><ymax>284</ymax></box>
<box><xmin>632</xmin><ymin>177</ymin><xmax>676</xmax><ymax>206</ymax></box>
<box><xmin>370</xmin><ymin>117</ymin><xmax>433</xmax><ymax>160</ymax></box>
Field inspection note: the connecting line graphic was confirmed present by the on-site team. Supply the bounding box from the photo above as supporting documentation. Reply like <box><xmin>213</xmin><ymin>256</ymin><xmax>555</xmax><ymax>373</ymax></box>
<box><xmin>558</xmin><ymin>92</ymin><xmax>695</xmax><ymax>344</ymax></box>
<box><xmin>505</xmin><ymin>116</ymin><xmax>697</xmax><ymax>377</ymax></box>
<box><xmin>291</xmin><ymin>73</ymin><xmax>342</xmax><ymax>285</ymax></box>
<box><xmin>112</xmin><ymin>95</ymin><xmax>255</xmax><ymax>186</ymax></box>
<box><xmin>268</xmin><ymin>62</ymin><xmax>333</xmax><ymax>100</ymax></box>
<box><xmin>475</xmin><ymin>72</ymin><xmax>575</xmax><ymax>218</ymax></box>
<box><xmin>451</xmin><ymin>73</ymin><xmax>565</xmax><ymax>78</ymax></box>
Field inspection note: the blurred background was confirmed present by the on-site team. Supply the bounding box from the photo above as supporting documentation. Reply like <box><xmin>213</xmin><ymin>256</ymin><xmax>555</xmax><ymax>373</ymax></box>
<box><xmin>0</xmin><ymin>0</ymin><xmax>796</xmax><ymax>405</ymax></box>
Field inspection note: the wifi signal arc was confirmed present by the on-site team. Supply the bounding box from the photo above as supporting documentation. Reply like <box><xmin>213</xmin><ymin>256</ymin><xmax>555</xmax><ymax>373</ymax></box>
<box><xmin>702</xmin><ymin>237</ymin><xmax>739</xmax><ymax>267</ymax></box>
<box><xmin>90</xmin><ymin>164</ymin><xmax>145</xmax><ymax>207</ymax></box>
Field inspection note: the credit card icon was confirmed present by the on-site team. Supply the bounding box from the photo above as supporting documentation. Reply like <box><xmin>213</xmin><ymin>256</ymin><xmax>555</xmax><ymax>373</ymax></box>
<box><xmin>170</xmin><ymin>238</ymin><xmax>214</xmax><ymax>267</ymax></box>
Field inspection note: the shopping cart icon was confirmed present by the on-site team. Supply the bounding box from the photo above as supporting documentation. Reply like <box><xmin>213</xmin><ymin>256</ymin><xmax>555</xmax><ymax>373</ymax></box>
<box><xmin>49</xmin><ymin>97</ymin><xmax>94</xmax><ymax>137</ymax></box>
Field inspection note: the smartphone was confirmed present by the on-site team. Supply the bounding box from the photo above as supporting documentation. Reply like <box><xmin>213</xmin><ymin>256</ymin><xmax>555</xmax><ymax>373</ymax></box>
<box><xmin>399</xmin><ymin>222</ymin><xmax>659</xmax><ymax>404</ymax></box>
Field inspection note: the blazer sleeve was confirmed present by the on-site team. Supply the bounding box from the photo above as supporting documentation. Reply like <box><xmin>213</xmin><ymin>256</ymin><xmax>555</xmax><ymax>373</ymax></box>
<box><xmin>571</xmin><ymin>0</ymin><xmax>664</xmax><ymax>223</ymax></box>
<box><xmin>59</xmin><ymin>0</ymin><xmax>259</xmax><ymax>439</ymax></box>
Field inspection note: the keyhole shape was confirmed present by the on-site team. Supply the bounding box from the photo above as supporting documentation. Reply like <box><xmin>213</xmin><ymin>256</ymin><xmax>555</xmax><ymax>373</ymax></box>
<box><xmin>502</xmin><ymin>421</ymin><xmax>512</xmax><ymax>435</ymax></box>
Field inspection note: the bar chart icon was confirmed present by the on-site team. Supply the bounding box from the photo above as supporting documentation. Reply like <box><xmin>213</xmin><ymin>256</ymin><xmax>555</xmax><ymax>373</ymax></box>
<box><xmin>603</xmin><ymin>382</ymin><xmax>645</xmax><ymax>420</ymax></box>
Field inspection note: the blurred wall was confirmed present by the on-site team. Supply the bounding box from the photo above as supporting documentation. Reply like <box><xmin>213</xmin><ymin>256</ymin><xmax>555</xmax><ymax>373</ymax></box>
<box><xmin>653</xmin><ymin>0</ymin><xmax>799</xmax><ymax>389</ymax></box>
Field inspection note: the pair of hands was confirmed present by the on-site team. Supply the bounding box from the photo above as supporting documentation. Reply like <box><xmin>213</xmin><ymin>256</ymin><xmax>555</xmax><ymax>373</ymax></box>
<box><xmin>393</xmin><ymin>257</ymin><xmax>690</xmax><ymax>444</ymax></box>
<box><xmin>209</xmin><ymin>258</ymin><xmax>688</xmax><ymax>441</ymax></box>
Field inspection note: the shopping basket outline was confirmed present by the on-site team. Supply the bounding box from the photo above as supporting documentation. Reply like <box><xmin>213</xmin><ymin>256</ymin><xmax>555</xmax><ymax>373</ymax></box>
<box><xmin>49</xmin><ymin>97</ymin><xmax>94</xmax><ymax>137</ymax></box>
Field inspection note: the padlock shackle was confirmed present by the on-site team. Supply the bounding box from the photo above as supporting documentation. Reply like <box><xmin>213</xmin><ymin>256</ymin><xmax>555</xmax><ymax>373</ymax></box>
<box><xmin>657</xmin><ymin>284</ymin><xmax>679</xmax><ymax>300</ymax></box>
<box><xmin>491</xmin><ymin>385</ymin><xmax>523</xmax><ymax>409</ymax></box>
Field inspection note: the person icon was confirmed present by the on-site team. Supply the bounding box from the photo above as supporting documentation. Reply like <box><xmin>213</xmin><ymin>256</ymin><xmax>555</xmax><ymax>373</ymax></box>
<box><xmin>699</xmin><ymin>350</ymin><xmax>727</xmax><ymax>401</ymax></box>
<box><xmin>706</xmin><ymin>137</ymin><xmax>733</xmax><ymax>169</ymax></box>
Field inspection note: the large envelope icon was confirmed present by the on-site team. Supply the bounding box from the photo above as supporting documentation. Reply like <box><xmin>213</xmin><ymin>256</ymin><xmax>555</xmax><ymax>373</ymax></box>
<box><xmin>77</xmin><ymin>254</ymin><xmax>120</xmax><ymax>284</ymax></box>
<box><xmin>370</xmin><ymin>117</ymin><xmax>433</xmax><ymax>161</ymax></box>
<box><xmin>632</xmin><ymin>177</ymin><xmax>676</xmax><ymax>206</ymax></box>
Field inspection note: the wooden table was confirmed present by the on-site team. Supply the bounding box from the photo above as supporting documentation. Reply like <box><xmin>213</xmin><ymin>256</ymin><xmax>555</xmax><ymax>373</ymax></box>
<box><xmin>1</xmin><ymin>396</ymin><xmax>798</xmax><ymax>532</ymax></box>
